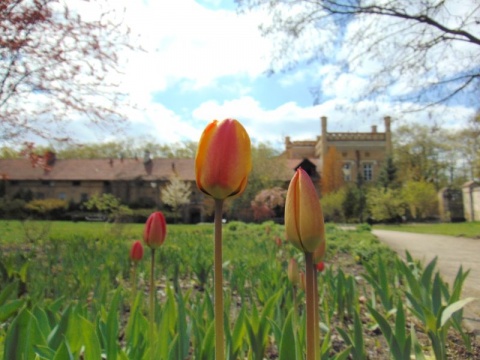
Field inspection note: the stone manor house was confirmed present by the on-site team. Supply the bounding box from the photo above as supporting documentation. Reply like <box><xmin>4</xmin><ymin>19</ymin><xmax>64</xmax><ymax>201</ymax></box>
<box><xmin>0</xmin><ymin>116</ymin><xmax>394</xmax><ymax>222</ymax></box>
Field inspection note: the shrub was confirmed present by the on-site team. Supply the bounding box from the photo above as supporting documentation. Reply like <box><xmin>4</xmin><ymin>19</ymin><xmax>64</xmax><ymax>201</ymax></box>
<box><xmin>402</xmin><ymin>180</ymin><xmax>439</xmax><ymax>220</ymax></box>
<box><xmin>25</xmin><ymin>198</ymin><xmax>68</xmax><ymax>219</ymax></box>
<box><xmin>366</xmin><ymin>187</ymin><xmax>405</xmax><ymax>222</ymax></box>
<box><xmin>321</xmin><ymin>189</ymin><xmax>346</xmax><ymax>222</ymax></box>
<box><xmin>0</xmin><ymin>198</ymin><xmax>27</xmax><ymax>219</ymax></box>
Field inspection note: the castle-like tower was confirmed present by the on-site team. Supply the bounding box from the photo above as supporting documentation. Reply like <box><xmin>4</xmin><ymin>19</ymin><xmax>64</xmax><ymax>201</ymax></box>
<box><xmin>284</xmin><ymin>116</ymin><xmax>392</xmax><ymax>183</ymax></box>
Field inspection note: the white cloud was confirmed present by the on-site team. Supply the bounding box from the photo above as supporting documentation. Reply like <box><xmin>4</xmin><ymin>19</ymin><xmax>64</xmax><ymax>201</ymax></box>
<box><xmin>119</xmin><ymin>0</ymin><xmax>271</xmax><ymax>97</ymax></box>
<box><xmin>19</xmin><ymin>0</ymin><xmax>477</xmax><ymax>150</ymax></box>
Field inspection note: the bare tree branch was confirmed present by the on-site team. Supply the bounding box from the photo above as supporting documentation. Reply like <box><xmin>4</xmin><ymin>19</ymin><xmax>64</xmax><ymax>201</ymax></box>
<box><xmin>236</xmin><ymin>0</ymin><xmax>480</xmax><ymax>111</ymax></box>
<box><xmin>0</xmin><ymin>0</ymin><xmax>135</xmax><ymax>142</ymax></box>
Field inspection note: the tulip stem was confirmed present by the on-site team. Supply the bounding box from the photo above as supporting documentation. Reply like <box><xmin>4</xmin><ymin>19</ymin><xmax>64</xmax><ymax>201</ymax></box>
<box><xmin>149</xmin><ymin>249</ymin><xmax>156</xmax><ymax>359</ymax></box>
<box><xmin>314</xmin><ymin>267</ymin><xmax>320</xmax><ymax>360</ymax></box>
<box><xmin>214</xmin><ymin>199</ymin><xmax>225</xmax><ymax>360</ymax></box>
<box><xmin>131</xmin><ymin>262</ymin><xmax>137</xmax><ymax>310</ymax></box>
<box><xmin>305</xmin><ymin>252</ymin><xmax>316</xmax><ymax>360</ymax></box>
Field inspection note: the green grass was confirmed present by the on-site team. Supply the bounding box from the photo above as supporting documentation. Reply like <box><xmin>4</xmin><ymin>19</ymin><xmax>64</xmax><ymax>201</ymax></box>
<box><xmin>1</xmin><ymin>220</ymin><xmax>475</xmax><ymax>358</ymax></box>
<box><xmin>0</xmin><ymin>219</ymin><xmax>210</xmax><ymax>244</ymax></box>
<box><xmin>373</xmin><ymin>221</ymin><xmax>480</xmax><ymax>238</ymax></box>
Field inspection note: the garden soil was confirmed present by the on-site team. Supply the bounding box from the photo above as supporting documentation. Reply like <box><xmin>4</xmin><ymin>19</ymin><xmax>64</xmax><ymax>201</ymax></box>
<box><xmin>372</xmin><ymin>229</ymin><xmax>480</xmax><ymax>336</ymax></box>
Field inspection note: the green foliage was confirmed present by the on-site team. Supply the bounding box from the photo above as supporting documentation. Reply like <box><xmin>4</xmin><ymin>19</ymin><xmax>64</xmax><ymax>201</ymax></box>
<box><xmin>366</xmin><ymin>187</ymin><xmax>405</xmax><ymax>222</ymax></box>
<box><xmin>377</xmin><ymin>155</ymin><xmax>398</xmax><ymax>189</ymax></box>
<box><xmin>321</xmin><ymin>189</ymin><xmax>346</xmax><ymax>222</ymax></box>
<box><xmin>83</xmin><ymin>193</ymin><xmax>132</xmax><ymax>222</ymax></box>
<box><xmin>83</xmin><ymin>193</ymin><xmax>122</xmax><ymax>213</ymax></box>
<box><xmin>0</xmin><ymin>221</ymin><xmax>475</xmax><ymax>358</ymax></box>
<box><xmin>342</xmin><ymin>184</ymin><xmax>367</xmax><ymax>223</ymax></box>
<box><xmin>401</xmin><ymin>180</ymin><xmax>438</xmax><ymax>219</ymax></box>
<box><xmin>25</xmin><ymin>198</ymin><xmax>68</xmax><ymax>216</ymax></box>
<box><xmin>0</xmin><ymin>198</ymin><xmax>26</xmax><ymax>219</ymax></box>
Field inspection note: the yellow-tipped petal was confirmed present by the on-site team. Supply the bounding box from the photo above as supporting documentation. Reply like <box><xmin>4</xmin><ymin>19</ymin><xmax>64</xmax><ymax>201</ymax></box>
<box><xmin>195</xmin><ymin>119</ymin><xmax>252</xmax><ymax>200</ymax></box>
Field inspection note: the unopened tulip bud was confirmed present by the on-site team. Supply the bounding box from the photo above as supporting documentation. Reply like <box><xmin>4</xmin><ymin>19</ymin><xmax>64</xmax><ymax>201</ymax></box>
<box><xmin>288</xmin><ymin>258</ymin><xmax>300</xmax><ymax>285</ymax></box>
<box><xmin>143</xmin><ymin>212</ymin><xmax>167</xmax><ymax>249</ymax></box>
<box><xmin>195</xmin><ymin>119</ymin><xmax>252</xmax><ymax>200</ymax></box>
<box><xmin>299</xmin><ymin>271</ymin><xmax>306</xmax><ymax>292</ymax></box>
<box><xmin>285</xmin><ymin>168</ymin><xmax>325</xmax><ymax>253</ymax></box>
<box><xmin>130</xmin><ymin>240</ymin><xmax>144</xmax><ymax>262</ymax></box>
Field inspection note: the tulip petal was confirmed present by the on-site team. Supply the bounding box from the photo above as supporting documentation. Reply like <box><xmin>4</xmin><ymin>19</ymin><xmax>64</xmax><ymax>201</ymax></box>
<box><xmin>195</xmin><ymin>119</ymin><xmax>251</xmax><ymax>200</ymax></box>
<box><xmin>297</xmin><ymin>169</ymin><xmax>324</xmax><ymax>252</ymax></box>
<box><xmin>285</xmin><ymin>170</ymin><xmax>304</xmax><ymax>251</ymax></box>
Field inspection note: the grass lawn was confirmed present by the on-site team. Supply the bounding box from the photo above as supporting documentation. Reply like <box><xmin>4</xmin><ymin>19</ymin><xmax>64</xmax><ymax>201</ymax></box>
<box><xmin>373</xmin><ymin>221</ymin><xmax>480</xmax><ymax>238</ymax></box>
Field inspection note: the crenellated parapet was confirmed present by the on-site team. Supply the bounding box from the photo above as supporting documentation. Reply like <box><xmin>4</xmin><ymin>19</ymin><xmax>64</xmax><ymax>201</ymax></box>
<box><xmin>326</xmin><ymin>133</ymin><xmax>386</xmax><ymax>141</ymax></box>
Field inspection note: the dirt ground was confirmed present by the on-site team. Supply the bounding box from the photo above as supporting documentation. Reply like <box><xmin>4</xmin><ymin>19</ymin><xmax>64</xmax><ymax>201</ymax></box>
<box><xmin>372</xmin><ymin>229</ymin><xmax>480</xmax><ymax>336</ymax></box>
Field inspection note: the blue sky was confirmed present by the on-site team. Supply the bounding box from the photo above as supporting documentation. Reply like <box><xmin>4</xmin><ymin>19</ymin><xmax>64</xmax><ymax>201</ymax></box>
<box><xmin>71</xmin><ymin>0</ymin><xmax>476</xmax><ymax>149</ymax></box>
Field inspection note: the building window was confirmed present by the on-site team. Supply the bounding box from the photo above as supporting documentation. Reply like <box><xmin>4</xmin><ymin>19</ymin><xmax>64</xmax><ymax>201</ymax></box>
<box><xmin>343</xmin><ymin>163</ymin><xmax>352</xmax><ymax>181</ymax></box>
<box><xmin>80</xmin><ymin>193</ymin><xmax>89</xmax><ymax>202</ymax></box>
<box><xmin>36</xmin><ymin>192</ymin><xmax>45</xmax><ymax>199</ymax></box>
<box><xmin>342</xmin><ymin>152</ymin><xmax>347</xmax><ymax>157</ymax></box>
<box><xmin>363</xmin><ymin>163</ymin><xmax>373</xmax><ymax>181</ymax></box>
<box><xmin>72</xmin><ymin>181</ymin><xmax>81</xmax><ymax>186</ymax></box>
<box><xmin>9</xmin><ymin>180</ymin><xmax>19</xmax><ymax>186</ymax></box>
<box><xmin>41</xmin><ymin>180</ymin><xmax>50</xmax><ymax>186</ymax></box>
<box><xmin>58</xmin><ymin>192</ymin><xmax>66</xmax><ymax>200</ymax></box>
<box><xmin>365</xmin><ymin>152</ymin><xmax>370</xmax><ymax>157</ymax></box>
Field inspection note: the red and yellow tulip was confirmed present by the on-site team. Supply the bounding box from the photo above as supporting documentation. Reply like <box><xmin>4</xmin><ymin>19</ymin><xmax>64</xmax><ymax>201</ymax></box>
<box><xmin>195</xmin><ymin>119</ymin><xmax>252</xmax><ymax>200</ymax></box>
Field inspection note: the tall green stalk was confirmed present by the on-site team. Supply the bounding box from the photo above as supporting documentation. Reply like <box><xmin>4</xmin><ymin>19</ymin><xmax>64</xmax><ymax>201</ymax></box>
<box><xmin>131</xmin><ymin>263</ymin><xmax>137</xmax><ymax>310</ymax></box>
<box><xmin>149</xmin><ymin>249</ymin><xmax>156</xmax><ymax>359</ymax></box>
<box><xmin>305</xmin><ymin>252</ymin><xmax>316</xmax><ymax>360</ymax></box>
<box><xmin>214</xmin><ymin>199</ymin><xmax>225</xmax><ymax>360</ymax></box>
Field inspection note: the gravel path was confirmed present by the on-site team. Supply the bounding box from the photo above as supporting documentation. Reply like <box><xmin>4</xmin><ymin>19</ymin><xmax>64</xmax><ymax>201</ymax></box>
<box><xmin>372</xmin><ymin>229</ymin><xmax>480</xmax><ymax>335</ymax></box>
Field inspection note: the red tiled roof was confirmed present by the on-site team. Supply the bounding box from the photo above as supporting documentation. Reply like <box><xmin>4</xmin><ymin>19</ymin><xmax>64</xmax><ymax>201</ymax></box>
<box><xmin>0</xmin><ymin>158</ymin><xmax>196</xmax><ymax>181</ymax></box>
<box><xmin>0</xmin><ymin>156</ymin><xmax>305</xmax><ymax>182</ymax></box>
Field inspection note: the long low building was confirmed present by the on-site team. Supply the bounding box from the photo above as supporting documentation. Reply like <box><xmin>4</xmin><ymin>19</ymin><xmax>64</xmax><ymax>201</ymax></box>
<box><xmin>0</xmin><ymin>116</ymin><xmax>393</xmax><ymax>222</ymax></box>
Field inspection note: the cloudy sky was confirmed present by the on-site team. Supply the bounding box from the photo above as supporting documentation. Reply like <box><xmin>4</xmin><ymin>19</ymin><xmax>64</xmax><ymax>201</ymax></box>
<box><xmin>75</xmin><ymin>0</ymin><xmax>476</xmax><ymax>149</ymax></box>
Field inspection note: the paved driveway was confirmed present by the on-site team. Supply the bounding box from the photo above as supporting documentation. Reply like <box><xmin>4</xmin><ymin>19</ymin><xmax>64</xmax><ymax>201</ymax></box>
<box><xmin>372</xmin><ymin>229</ymin><xmax>480</xmax><ymax>335</ymax></box>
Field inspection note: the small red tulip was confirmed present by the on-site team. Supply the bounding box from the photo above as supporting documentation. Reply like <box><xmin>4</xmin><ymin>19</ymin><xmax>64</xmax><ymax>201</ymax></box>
<box><xmin>316</xmin><ymin>261</ymin><xmax>325</xmax><ymax>272</ymax></box>
<box><xmin>143</xmin><ymin>212</ymin><xmax>167</xmax><ymax>249</ymax></box>
<box><xmin>130</xmin><ymin>240</ymin><xmax>144</xmax><ymax>262</ymax></box>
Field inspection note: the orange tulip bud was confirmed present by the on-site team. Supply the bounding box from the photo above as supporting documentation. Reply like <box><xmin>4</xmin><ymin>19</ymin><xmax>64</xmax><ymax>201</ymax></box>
<box><xmin>287</xmin><ymin>258</ymin><xmax>300</xmax><ymax>285</ymax></box>
<box><xmin>195</xmin><ymin>119</ymin><xmax>252</xmax><ymax>200</ymax></box>
<box><xmin>143</xmin><ymin>212</ymin><xmax>167</xmax><ymax>249</ymax></box>
<box><xmin>285</xmin><ymin>168</ymin><xmax>325</xmax><ymax>253</ymax></box>
<box><xmin>130</xmin><ymin>240</ymin><xmax>144</xmax><ymax>262</ymax></box>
